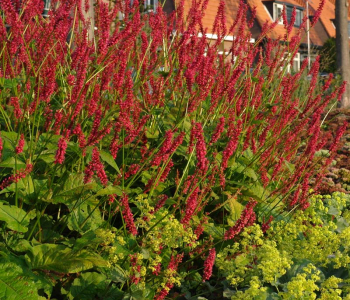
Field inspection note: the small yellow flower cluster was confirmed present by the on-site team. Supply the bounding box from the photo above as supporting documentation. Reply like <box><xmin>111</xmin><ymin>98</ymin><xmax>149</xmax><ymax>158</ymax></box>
<box><xmin>230</xmin><ymin>276</ymin><xmax>267</xmax><ymax>300</ymax></box>
<box><xmin>134</xmin><ymin>194</ymin><xmax>156</xmax><ymax>230</ymax></box>
<box><xmin>95</xmin><ymin>228</ymin><xmax>116</xmax><ymax>247</ymax></box>
<box><xmin>332</xmin><ymin>226</ymin><xmax>350</xmax><ymax>268</ymax></box>
<box><xmin>319</xmin><ymin>276</ymin><xmax>342</xmax><ymax>300</ymax></box>
<box><xmin>216</xmin><ymin>192</ymin><xmax>350</xmax><ymax>298</ymax></box>
<box><xmin>217</xmin><ymin>225</ymin><xmax>291</xmax><ymax>287</ymax></box>
<box><xmin>257</xmin><ymin>240</ymin><xmax>291</xmax><ymax>284</ymax></box>
<box><xmin>267</xmin><ymin>193</ymin><xmax>348</xmax><ymax>266</ymax></box>
<box><xmin>162</xmin><ymin>269</ymin><xmax>182</xmax><ymax>288</ymax></box>
<box><xmin>94</xmin><ymin>228</ymin><xmax>126</xmax><ymax>267</ymax></box>
<box><xmin>148</xmin><ymin>254</ymin><xmax>162</xmax><ymax>273</ymax></box>
<box><xmin>142</xmin><ymin>210</ymin><xmax>198</xmax><ymax>252</ymax></box>
<box><xmin>216</xmin><ymin>243</ymin><xmax>244</xmax><ymax>286</ymax></box>
<box><xmin>280</xmin><ymin>264</ymin><xmax>320</xmax><ymax>299</ymax></box>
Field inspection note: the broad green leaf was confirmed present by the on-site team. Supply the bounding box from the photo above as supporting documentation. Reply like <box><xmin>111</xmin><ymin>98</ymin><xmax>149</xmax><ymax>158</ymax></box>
<box><xmin>68</xmin><ymin>272</ymin><xmax>109</xmax><ymax>300</ymax></box>
<box><xmin>53</xmin><ymin>173</ymin><xmax>96</xmax><ymax>204</ymax></box>
<box><xmin>0</xmin><ymin>131</ymin><xmax>18</xmax><ymax>147</ymax></box>
<box><xmin>0</xmin><ymin>253</ymin><xmax>52</xmax><ymax>300</ymax></box>
<box><xmin>7</xmin><ymin>238</ymin><xmax>32</xmax><ymax>253</ymax></box>
<box><xmin>336</xmin><ymin>217</ymin><xmax>349</xmax><ymax>233</ymax></box>
<box><xmin>223</xmin><ymin>192</ymin><xmax>244</xmax><ymax>221</ymax></box>
<box><xmin>204</xmin><ymin>223</ymin><xmax>224</xmax><ymax>239</ymax></box>
<box><xmin>73</xmin><ymin>231</ymin><xmax>103</xmax><ymax>252</ymax></box>
<box><xmin>67</xmin><ymin>203</ymin><xmax>103</xmax><ymax>233</ymax></box>
<box><xmin>100</xmin><ymin>150</ymin><xmax>121</xmax><ymax>175</ymax></box>
<box><xmin>109</xmin><ymin>265</ymin><xmax>127</xmax><ymax>284</ymax></box>
<box><xmin>241</xmin><ymin>183</ymin><xmax>266</xmax><ymax>201</ymax></box>
<box><xmin>0</xmin><ymin>157</ymin><xmax>26</xmax><ymax>169</ymax></box>
<box><xmin>95</xmin><ymin>185</ymin><xmax>123</xmax><ymax>197</ymax></box>
<box><xmin>243</xmin><ymin>148</ymin><xmax>254</xmax><ymax>159</ymax></box>
<box><xmin>21</xmin><ymin>175</ymin><xmax>35</xmax><ymax>195</ymax></box>
<box><xmin>284</xmin><ymin>161</ymin><xmax>295</xmax><ymax>173</ymax></box>
<box><xmin>123</xmin><ymin>284</ymin><xmax>154</xmax><ymax>300</ymax></box>
<box><xmin>33</xmin><ymin>150</ymin><xmax>56</xmax><ymax>164</ymax></box>
<box><xmin>25</xmin><ymin>244</ymin><xmax>107</xmax><ymax>274</ymax></box>
<box><xmin>145</xmin><ymin>129</ymin><xmax>159</xmax><ymax>139</ymax></box>
<box><xmin>243</xmin><ymin>167</ymin><xmax>258</xmax><ymax>180</ymax></box>
<box><xmin>0</xmin><ymin>203</ymin><xmax>35</xmax><ymax>233</ymax></box>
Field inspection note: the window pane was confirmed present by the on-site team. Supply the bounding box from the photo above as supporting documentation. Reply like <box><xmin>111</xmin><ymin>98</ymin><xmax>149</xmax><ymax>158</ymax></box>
<box><xmin>287</xmin><ymin>6</ymin><xmax>293</xmax><ymax>23</ymax></box>
<box><xmin>296</xmin><ymin>10</ymin><xmax>302</xmax><ymax>26</ymax></box>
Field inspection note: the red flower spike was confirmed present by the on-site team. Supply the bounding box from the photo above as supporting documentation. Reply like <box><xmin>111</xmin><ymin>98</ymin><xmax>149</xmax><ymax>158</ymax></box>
<box><xmin>202</xmin><ymin>248</ymin><xmax>216</xmax><ymax>281</ymax></box>
<box><xmin>121</xmin><ymin>194</ymin><xmax>137</xmax><ymax>236</ymax></box>
<box><xmin>224</xmin><ymin>200</ymin><xmax>257</xmax><ymax>240</ymax></box>
<box><xmin>15</xmin><ymin>134</ymin><xmax>25</xmax><ymax>154</ymax></box>
<box><xmin>54</xmin><ymin>137</ymin><xmax>68</xmax><ymax>165</ymax></box>
<box><xmin>0</xmin><ymin>164</ymin><xmax>33</xmax><ymax>190</ymax></box>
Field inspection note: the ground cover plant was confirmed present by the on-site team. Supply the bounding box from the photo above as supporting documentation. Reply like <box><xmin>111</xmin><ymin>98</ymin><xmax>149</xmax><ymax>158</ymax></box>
<box><xmin>0</xmin><ymin>0</ymin><xmax>349</xmax><ymax>299</ymax></box>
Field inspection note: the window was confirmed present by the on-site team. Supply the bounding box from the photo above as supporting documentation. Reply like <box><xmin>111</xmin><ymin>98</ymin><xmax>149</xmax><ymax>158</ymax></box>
<box><xmin>295</xmin><ymin>9</ymin><xmax>303</xmax><ymax>27</ymax></box>
<box><xmin>273</xmin><ymin>3</ymin><xmax>284</xmax><ymax>24</ymax></box>
<box><xmin>282</xmin><ymin>52</ymin><xmax>301</xmax><ymax>73</ymax></box>
<box><xmin>145</xmin><ymin>0</ymin><xmax>158</xmax><ymax>11</ymax></box>
<box><xmin>130</xmin><ymin>0</ymin><xmax>158</xmax><ymax>12</ymax></box>
<box><xmin>273</xmin><ymin>3</ymin><xmax>303</xmax><ymax>27</ymax></box>
<box><xmin>292</xmin><ymin>53</ymin><xmax>300</xmax><ymax>72</ymax></box>
<box><xmin>43</xmin><ymin>0</ymin><xmax>51</xmax><ymax>18</ymax></box>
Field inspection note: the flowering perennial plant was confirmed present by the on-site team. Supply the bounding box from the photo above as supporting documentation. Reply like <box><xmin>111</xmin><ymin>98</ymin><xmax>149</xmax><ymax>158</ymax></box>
<box><xmin>0</xmin><ymin>0</ymin><xmax>348</xmax><ymax>299</ymax></box>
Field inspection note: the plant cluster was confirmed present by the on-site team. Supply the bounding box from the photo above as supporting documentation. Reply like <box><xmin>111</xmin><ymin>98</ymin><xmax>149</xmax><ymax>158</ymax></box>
<box><xmin>0</xmin><ymin>0</ymin><xmax>348</xmax><ymax>299</ymax></box>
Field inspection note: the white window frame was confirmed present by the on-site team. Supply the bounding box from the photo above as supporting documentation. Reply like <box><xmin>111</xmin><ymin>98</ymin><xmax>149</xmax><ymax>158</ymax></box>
<box><xmin>295</xmin><ymin>9</ymin><xmax>303</xmax><ymax>27</ymax></box>
<box><xmin>130</xmin><ymin>0</ymin><xmax>158</xmax><ymax>12</ymax></box>
<box><xmin>273</xmin><ymin>3</ymin><xmax>284</xmax><ymax>25</ymax></box>
<box><xmin>43</xmin><ymin>0</ymin><xmax>51</xmax><ymax>18</ymax></box>
<box><xmin>144</xmin><ymin>0</ymin><xmax>158</xmax><ymax>12</ymax></box>
<box><xmin>292</xmin><ymin>53</ymin><xmax>301</xmax><ymax>72</ymax></box>
<box><xmin>282</xmin><ymin>52</ymin><xmax>300</xmax><ymax>73</ymax></box>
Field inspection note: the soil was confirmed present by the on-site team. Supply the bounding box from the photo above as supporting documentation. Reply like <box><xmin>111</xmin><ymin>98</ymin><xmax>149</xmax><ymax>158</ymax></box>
<box><xmin>318</xmin><ymin>108</ymin><xmax>350</xmax><ymax>194</ymax></box>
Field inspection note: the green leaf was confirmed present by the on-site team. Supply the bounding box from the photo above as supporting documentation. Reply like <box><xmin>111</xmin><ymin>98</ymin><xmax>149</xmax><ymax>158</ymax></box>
<box><xmin>123</xmin><ymin>284</ymin><xmax>154</xmax><ymax>300</ymax></box>
<box><xmin>145</xmin><ymin>129</ymin><xmax>159</xmax><ymax>139</ymax></box>
<box><xmin>204</xmin><ymin>223</ymin><xmax>224</xmax><ymax>239</ymax></box>
<box><xmin>53</xmin><ymin>173</ymin><xmax>96</xmax><ymax>204</ymax></box>
<box><xmin>0</xmin><ymin>203</ymin><xmax>35</xmax><ymax>233</ymax></box>
<box><xmin>108</xmin><ymin>265</ymin><xmax>127</xmax><ymax>284</ymax></box>
<box><xmin>223</xmin><ymin>192</ymin><xmax>244</xmax><ymax>221</ymax></box>
<box><xmin>73</xmin><ymin>231</ymin><xmax>103</xmax><ymax>252</ymax></box>
<box><xmin>242</xmin><ymin>183</ymin><xmax>266</xmax><ymax>201</ymax></box>
<box><xmin>0</xmin><ymin>157</ymin><xmax>26</xmax><ymax>169</ymax></box>
<box><xmin>67</xmin><ymin>204</ymin><xmax>103</xmax><ymax>233</ymax></box>
<box><xmin>0</xmin><ymin>131</ymin><xmax>18</xmax><ymax>147</ymax></box>
<box><xmin>95</xmin><ymin>185</ymin><xmax>123</xmax><ymax>197</ymax></box>
<box><xmin>68</xmin><ymin>272</ymin><xmax>109</xmax><ymax>300</ymax></box>
<box><xmin>0</xmin><ymin>253</ymin><xmax>52</xmax><ymax>300</ymax></box>
<box><xmin>244</xmin><ymin>167</ymin><xmax>258</xmax><ymax>180</ymax></box>
<box><xmin>284</xmin><ymin>161</ymin><xmax>295</xmax><ymax>173</ymax></box>
<box><xmin>100</xmin><ymin>150</ymin><xmax>121</xmax><ymax>175</ymax></box>
<box><xmin>25</xmin><ymin>244</ymin><xmax>107</xmax><ymax>274</ymax></box>
<box><xmin>335</xmin><ymin>217</ymin><xmax>349</xmax><ymax>233</ymax></box>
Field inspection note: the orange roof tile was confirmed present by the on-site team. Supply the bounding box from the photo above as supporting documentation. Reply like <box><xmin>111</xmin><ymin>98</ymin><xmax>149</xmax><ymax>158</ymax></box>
<box><xmin>246</xmin><ymin>0</ymin><xmax>328</xmax><ymax>46</ymax></box>
<box><xmin>174</xmin><ymin>0</ymin><xmax>250</xmax><ymax>37</ymax></box>
<box><xmin>174</xmin><ymin>0</ymin><xmax>340</xmax><ymax>47</ymax></box>
<box><xmin>308</xmin><ymin>0</ymin><xmax>336</xmax><ymax>38</ymax></box>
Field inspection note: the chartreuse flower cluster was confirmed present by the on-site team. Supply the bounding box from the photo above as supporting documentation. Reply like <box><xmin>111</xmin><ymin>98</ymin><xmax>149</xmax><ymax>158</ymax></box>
<box><xmin>215</xmin><ymin>192</ymin><xmax>350</xmax><ymax>299</ymax></box>
<box><xmin>216</xmin><ymin>224</ymin><xmax>291</xmax><ymax>288</ymax></box>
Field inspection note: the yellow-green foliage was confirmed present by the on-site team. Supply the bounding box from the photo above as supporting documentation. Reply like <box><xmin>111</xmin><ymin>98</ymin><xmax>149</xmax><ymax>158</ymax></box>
<box><xmin>216</xmin><ymin>192</ymin><xmax>350</xmax><ymax>299</ymax></box>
